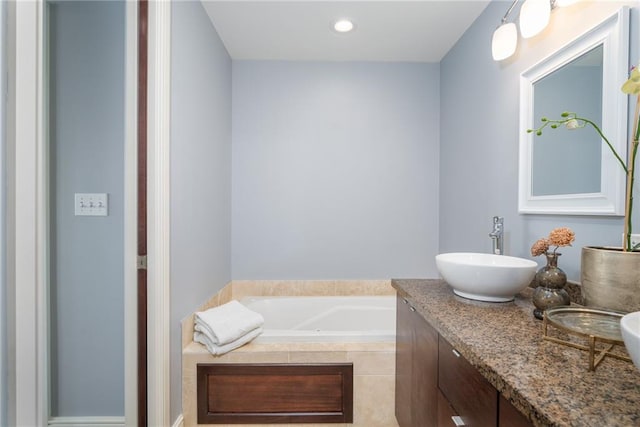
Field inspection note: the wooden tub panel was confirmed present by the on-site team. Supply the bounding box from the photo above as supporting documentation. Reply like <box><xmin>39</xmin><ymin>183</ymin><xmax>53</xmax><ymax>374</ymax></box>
<box><xmin>197</xmin><ymin>363</ymin><xmax>353</xmax><ymax>424</ymax></box>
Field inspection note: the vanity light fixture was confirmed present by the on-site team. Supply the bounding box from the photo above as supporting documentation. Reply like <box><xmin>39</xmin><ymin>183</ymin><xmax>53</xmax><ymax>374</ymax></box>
<box><xmin>492</xmin><ymin>0</ymin><xmax>578</xmax><ymax>61</ymax></box>
<box><xmin>334</xmin><ymin>19</ymin><xmax>354</xmax><ymax>33</ymax></box>
<box><xmin>519</xmin><ymin>0</ymin><xmax>551</xmax><ymax>38</ymax></box>
<box><xmin>491</xmin><ymin>0</ymin><xmax>519</xmax><ymax>61</ymax></box>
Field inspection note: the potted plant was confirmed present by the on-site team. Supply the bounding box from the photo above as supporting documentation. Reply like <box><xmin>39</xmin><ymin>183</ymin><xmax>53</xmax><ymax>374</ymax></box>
<box><xmin>529</xmin><ymin>65</ymin><xmax>640</xmax><ymax>313</ymax></box>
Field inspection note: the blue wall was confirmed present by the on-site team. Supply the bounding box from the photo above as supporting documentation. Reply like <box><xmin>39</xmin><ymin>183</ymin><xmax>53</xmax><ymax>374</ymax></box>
<box><xmin>232</xmin><ymin>61</ymin><xmax>441</xmax><ymax>279</ymax></box>
<box><xmin>170</xmin><ymin>1</ymin><xmax>232</xmax><ymax>421</ymax></box>
<box><xmin>440</xmin><ymin>1</ymin><xmax>639</xmax><ymax>280</ymax></box>
<box><xmin>49</xmin><ymin>1</ymin><xmax>125</xmax><ymax>416</ymax></box>
<box><xmin>0</xmin><ymin>0</ymin><xmax>6</xmax><ymax>424</ymax></box>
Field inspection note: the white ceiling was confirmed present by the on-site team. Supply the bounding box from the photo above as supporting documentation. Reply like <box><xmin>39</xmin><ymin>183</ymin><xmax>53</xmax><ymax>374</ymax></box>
<box><xmin>201</xmin><ymin>1</ymin><xmax>491</xmax><ymax>62</ymax></box>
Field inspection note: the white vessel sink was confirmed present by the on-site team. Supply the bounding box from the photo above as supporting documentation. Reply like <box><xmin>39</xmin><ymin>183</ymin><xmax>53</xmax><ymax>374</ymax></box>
<box><xmin>621</xmin><ymin>311</ymin><xmax>640</xmax><ymax>372</ymax></box>
<box><xmin>435</xmin><ymin>252</ymin><xmax>537</xmax><ymax>302</ymax></box>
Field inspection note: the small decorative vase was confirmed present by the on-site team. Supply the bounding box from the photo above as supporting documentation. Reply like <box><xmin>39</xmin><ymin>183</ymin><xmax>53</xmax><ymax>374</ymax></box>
<box><xmin>532</xmin><ymin>252</ymin><xmax>570</xmax><ymax>320</ymax></box>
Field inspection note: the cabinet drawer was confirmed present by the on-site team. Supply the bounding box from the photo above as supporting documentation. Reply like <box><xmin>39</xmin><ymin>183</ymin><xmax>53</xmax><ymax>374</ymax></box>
<box><xmin>438</xmin><ymin>336</ymin><xmax>497</xmax><ymax>427</ymax></box>
<box><xmin>499</xmin><ymin>395</ymin><xmax>533</xmax><ymax>427</ymax></box>
<box><xmin>437</xmin><ymin>388</ymin><xmax>458</xmax><ymax>427</ymax></box>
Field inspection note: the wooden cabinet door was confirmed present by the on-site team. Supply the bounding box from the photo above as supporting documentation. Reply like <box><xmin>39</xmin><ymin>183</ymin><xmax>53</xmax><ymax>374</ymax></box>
<box><xmin>395</xmin><ymin>297</ymin><xmax>439</xmax><ymax>427</ymax></box>
<box><xmin>438</xmin><ymin>336</ymin><xmax>498</xmax><ymax>427</ymax></box>
<box><xmin>412</xmin><ymin>308</ymin><xmax>438</xmax><ymax>427</ymax></box>
<box><xmin>499</xmin><ymin>395</ymin><xmax>533</xmax><ymax>427</ymax></box>
<box><xmin>395</xmin><ymin>297</ymin><xmax>413</xmax><ymax>427</ymax></box>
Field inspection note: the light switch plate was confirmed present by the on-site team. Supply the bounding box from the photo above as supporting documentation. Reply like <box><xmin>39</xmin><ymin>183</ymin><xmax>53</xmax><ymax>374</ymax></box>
<box><xmin>75</xmin><ymin>193</ymin><xmax>108</xmax><ymax>216</ymax></box>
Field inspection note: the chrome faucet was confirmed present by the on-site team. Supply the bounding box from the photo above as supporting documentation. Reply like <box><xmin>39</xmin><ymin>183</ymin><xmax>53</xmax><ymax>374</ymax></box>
<box><xmin>489</xmin><ymin>216</ymin><xmax>504</xmax><ymax>255</ymax></box>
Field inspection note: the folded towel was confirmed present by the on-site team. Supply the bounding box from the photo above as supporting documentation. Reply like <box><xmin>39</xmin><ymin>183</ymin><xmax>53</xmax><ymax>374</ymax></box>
<box><xmin>194</xmin><ymin>327</ymin><xmax>263</xmax><ymax>356</ymax></box>
<box><xmin>194</xmin><ymin>300</ymin><xmax>264</xmax><ymax>346</ymax></box>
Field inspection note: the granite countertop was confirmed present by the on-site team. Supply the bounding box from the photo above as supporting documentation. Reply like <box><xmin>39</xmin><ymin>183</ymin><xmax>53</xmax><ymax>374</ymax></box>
<box><xmin>392</xmin><ymin>279</ymin><xmax>640</xmax><ymax>427</ymax></box>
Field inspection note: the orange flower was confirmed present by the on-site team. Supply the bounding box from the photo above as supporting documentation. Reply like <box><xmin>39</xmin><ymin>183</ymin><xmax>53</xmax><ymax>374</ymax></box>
<box><xmin>531</xmin><ymin>227</ymin><xmax>575</xmax><ymax>257</ymax></box>
<box><xmin>548</xmin><ymin>227</ymin><xmax>575</xmax><ymax>247</ymax></box>
<box><xmin>531</xmin><ymin>238</ymin><xmax>550</xmax><ymax>257</ymax></box>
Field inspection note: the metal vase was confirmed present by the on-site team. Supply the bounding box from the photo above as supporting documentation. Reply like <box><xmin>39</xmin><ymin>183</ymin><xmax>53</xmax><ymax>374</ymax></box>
<box><xmin>581</xmin><ymin>246</ymin><xmax>640</xmax><ymax>313</ymax></box>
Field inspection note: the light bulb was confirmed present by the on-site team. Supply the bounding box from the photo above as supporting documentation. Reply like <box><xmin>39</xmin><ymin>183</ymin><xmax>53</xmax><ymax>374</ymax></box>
<box><xmin>520</xmin><ymin>0</ymin><xmax>551</xmax><ymax>39</ymax></box>
<box><xmin>491</xmin><ymin>22</ymin><xmax>517</xmax><ymax>61</ymax></box>
<box><xmin>334</xmin><ymin>20</ymin><xmax>354</xmax><ymax>33</ymax></box>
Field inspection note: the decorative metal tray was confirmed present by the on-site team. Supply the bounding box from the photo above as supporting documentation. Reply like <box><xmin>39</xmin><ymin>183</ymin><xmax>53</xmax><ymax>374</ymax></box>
<box><xmin>543</xmin><ymin>306</ymin><xmax>631</xmax><ymax>371</ymax></box>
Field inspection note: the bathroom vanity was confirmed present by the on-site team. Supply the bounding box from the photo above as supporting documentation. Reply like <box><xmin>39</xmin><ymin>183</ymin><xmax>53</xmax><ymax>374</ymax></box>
<box><xmin>393</xmin><ymin>279</ymin><xmax>640</xmax><ymax>427</ymax></box>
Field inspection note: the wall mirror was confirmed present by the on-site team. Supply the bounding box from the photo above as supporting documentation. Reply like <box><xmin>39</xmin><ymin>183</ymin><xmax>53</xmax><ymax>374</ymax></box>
<box><xmin>519</xmin><ymin>7</ymin><xmax>629</xmax><ymax>215</ymax></box>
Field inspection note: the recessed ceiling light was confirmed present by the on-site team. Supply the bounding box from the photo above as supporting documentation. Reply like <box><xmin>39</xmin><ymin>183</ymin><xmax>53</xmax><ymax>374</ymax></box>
<box><xmin>333</xmin><ymin>19</ymin><xmax>354</xmax><ymax>33</ymax></box>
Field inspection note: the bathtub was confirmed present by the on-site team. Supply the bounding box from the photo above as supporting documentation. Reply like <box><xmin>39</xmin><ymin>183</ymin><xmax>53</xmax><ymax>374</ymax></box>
<box><xmin>240</xmin><ymin>295</ymin><xmax>396</xmax><ymax>342</ymax></box>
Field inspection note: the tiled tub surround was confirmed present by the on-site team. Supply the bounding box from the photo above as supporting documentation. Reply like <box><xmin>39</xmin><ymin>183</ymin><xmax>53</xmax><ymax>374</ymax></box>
<box><xmin>182</xmin><ymin>280</ymin><xmax>398</xmax><ymax>427</ymax></box>
<box><xmin>393</xmin><ymin>279</ymin><xmax>640</xmax><ymax>427</ymax></box>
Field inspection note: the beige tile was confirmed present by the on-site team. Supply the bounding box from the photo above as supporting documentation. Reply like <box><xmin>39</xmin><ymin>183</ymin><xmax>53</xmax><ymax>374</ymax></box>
<box><xmin>287</xmin><ymin>342</ymin><xmax>347</xmax><ymax>352</ymax></box>
<box><xmin>335</xmin><ymin>280</ymin><xmax>395</xmax><ymax>296</ymax></box>
<box><xmin>231</xmin><ymin>279</ymin><xmax>394</xmax><ymax>297</ymax></box>
<box><xmin>183</xmin><ymin>342</ymin><xmax>237</xmax><ymax>364</ymax></box>
<box><xmin>185</xmin><ymin>341</ymin><xmax>290</xmax><ymax>359</ymax></box>
<box><xmin>227</xmin><ymin>351</ymin><xmax>290</xmax><ymax>363</ymax></box>
<box><xmin>233</xmin><ymin>341</ymin><xmax>292</xmax><ymax>353</ymax></box>
<box><xmin>287</xmin><ymin>341</ymin><xmax>395</xmax><ymax>353</ymax></box>
<box><xmin>231</xmin><ymin>280</ymin><xmax>265</xmax><ymax>299</ymax></box>
<box><xmin>260</xmin><ymin>280</ymin><xmax>297</xmax><ymax>296</ymax></box>
<box><xmin>182</xmin><ymin>347</ymin><xmax>202</xmax><ymax>427</ymax></box>
<box><xmin>353</xmin><ymin>375</ymin><xmax>398</xmax><ymax>427</ymax></box>
<box><xmin>218</xmin><ymin>282</ymin><xmax>233</xmax><ymax>304</ymax></box>
<box><xmin>254</xmin><ymin>280</ymin><xmax>339</xmax><ymax>296</ymax></box>
<box><xmin>260</xmin><ymin>280</ymin><xmax>306</xmax><ymax>296</ymax></box>
<box><xmin>181</xmin><ymin>369</ymin><xmax>196</xmax><ymax>426</ymax></box>
<box><xmin>297</xmin><ymin>280</ymin><xmax>338</xmax><ymax>296</ymax></box>
<box><xmin>200</xmin><ymin>291</ymin><xmax>220</xmax><ymax>311</ymax></box>
<box><xmin>181</xmin><ymin>314</ymin><xmax>195</xmax><ymax>350</ymax></box>
<box><xmin>348</xmin><ymin>351</ymin><xmax>396</xmax><ymax>375</ymax></box>
<box><xmin>288</xmin><ymin>351</ymin><xmax>348</xmax><ymax>364</ymax></box>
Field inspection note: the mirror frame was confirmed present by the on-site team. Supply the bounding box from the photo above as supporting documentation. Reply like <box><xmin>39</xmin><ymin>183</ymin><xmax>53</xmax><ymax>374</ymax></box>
<box><xmin>518</xmin><ymin>7</ymin><xmax>629</xmax><ymax>216</ymax></box>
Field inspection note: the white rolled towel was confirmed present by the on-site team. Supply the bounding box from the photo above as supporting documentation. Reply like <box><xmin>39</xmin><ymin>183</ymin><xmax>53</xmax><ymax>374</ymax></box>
<box><xmin>194</xmin><ymin>300</ymin><xmax>264</xmax><ymax>346</ymax></box>
<box><xmin>194</xmin><ymin>327</ymin><xmax>263</xmax><ymax>356</ymax></box>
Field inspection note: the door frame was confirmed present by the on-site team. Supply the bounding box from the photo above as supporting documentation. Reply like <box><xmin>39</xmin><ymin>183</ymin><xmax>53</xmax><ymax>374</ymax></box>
<box><xmin>144</xmin><ymin>0</ymin><xmax>172</xmax><ymax>425</ymax></box>
<box><xmin>7</xmin><ymin>0</ymin><xmax>171</xmax><ymax>425</ymax></box>
<box><xmin>7</xmin><ymin>1</ymin><xmax>47</xmax><ymax>424</ymax></box>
